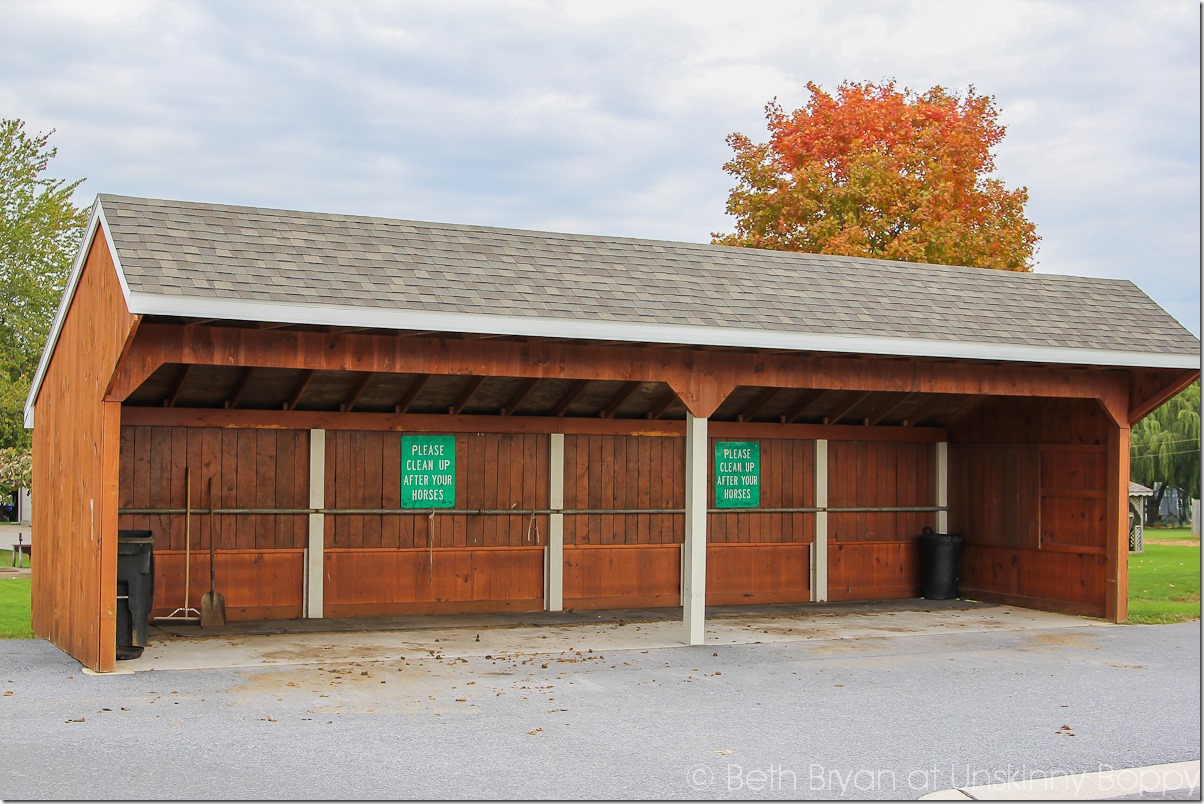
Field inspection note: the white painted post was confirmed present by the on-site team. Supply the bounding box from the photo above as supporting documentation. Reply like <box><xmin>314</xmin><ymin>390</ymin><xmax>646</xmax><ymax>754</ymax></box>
<box><xmin>547</xmin><ymin>433</ymin><xmax>565</xmax><ymax>612</ymax></box>
<box><xmin>814</xmin><ymin>439</ymin><xmax>829</xmax><ymax>603</ymax></box>
<box><xmin>936</xmin><ymin>441</ymin><xmax>949</xmax><ymax>534</ymax></box>
<box><xmin>306</xmin><ymin>429</ymin><xmax>326</xmax><ymax>618</ymax></box>
<box><xmin>683</xmin><ymin>414</ymin><xmax>708</xmax><ymax>645</ymax></box>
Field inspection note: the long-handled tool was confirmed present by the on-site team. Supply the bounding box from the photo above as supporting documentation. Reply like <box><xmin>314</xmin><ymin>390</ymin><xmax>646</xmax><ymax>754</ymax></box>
<box><xmin>200</xmin><ymin>477</ymin><xmax>226</xmax><ymax>627</ymax></box>
<box><xmin>153</xmin><ymin>466</ymin><xmax>201</xmax><ymax>626</ymax></box>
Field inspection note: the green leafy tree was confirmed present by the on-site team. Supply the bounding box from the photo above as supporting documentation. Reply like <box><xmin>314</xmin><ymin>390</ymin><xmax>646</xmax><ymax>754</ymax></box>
<box><xmin>1130</xmin><ymin>382</ymin><xmax>1200</xmax><ymax>524</ymax></box>
<box><xmin>0</xmin><ymin>119</ymin><xmax>88</xmax><ymax>452</ymax></box>
<box><xmin>0</xmin><ymin>447</ymin><xmax>31</xmax><ymax>497</ymax></box>
<box><xmin>714</xmin><ymin>81</ymin><xmax>1039</xmax><ymax>271</ymax></box>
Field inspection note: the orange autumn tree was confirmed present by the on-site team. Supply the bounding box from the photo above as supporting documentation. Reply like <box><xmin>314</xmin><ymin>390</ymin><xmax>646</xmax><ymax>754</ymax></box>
<box><xmin>714</xmin><ymin>81</ymin><xmax>1039</xmax><ymax>271</ymax></box>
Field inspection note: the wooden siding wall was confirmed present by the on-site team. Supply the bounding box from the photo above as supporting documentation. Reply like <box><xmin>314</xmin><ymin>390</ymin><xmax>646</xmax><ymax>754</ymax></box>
<box><xmin>562</xmin><ymin>434</ymin><xmax>683</xmax><ymax>608</ymax></box>
<box><xmin>324</xmin><ymin>431</ymin><xmax>549</xmax><ymax>549</ymax></box>
<box><xmin>563</xmin><ymin>434</ymin><xmax>683</xmax><ymax>544</ymax></box>
<box><xmin>708</xmin><ymin>437</ymin><xmax>815</xmax><ymax>543</ymax></box>
<box><xmin>32</xmin><ymin>230</ymin><xmax>138</xmax><ymax>673</ymax></box>
<box><xmin>827</xmin><ymin>440</ymin><xmax>934</xmax><ymax>600</ymax></box>
<box><xmin>117</xmin><ymin>425</ymin><xmax>309</xmax><ymax>620</ymax></box>
<box><xmin>322</xmin><ymin>431</ymin><xmax>548</xmax><ymax>614</ymax></box>
<box><xmin>119</xmin><ymin>426</ymin><xmax>310</xmax><ymax>551</ymax></box>
<box><xmin>324</xmin><ymin>547</ymin><xmax>543</xmax><ymax>617</ymax></box>
<box><xmin>117</xmin><ymin>423</ymin><xmax>945</xmax><ymax>617</ymax></box>
<box><xmin>950</xmin><ymin>398</ymin><xmax>1109</xmax><ymax>616</ymax></box>
<box><xmin>705</xmin><ymin>437</ymin><xmax>816</xmax><ymax>605</ymax></box>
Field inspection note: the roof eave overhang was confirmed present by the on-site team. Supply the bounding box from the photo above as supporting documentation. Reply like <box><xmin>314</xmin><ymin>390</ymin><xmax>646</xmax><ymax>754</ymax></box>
<box><xmin>127</xmin><ymin>291</ymin><xmax>1202</xmax><ymax>371</ymax></box>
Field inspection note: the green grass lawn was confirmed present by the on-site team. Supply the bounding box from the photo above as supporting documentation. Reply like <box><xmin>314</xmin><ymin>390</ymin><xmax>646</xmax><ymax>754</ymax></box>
<box><xmin>0</xmin><ymin>577</ymin><xmax>32</xmax><ymax>639</ymax></box>
<box><xmin>1128</xmin><ymin>543</ymin><xmax>1201</xmax><ymax>624</ymax></box>
<box><xmin>1142</xmin><ymin>526</ymin><xmax>1198</xmax><ymax>542</ymax></box>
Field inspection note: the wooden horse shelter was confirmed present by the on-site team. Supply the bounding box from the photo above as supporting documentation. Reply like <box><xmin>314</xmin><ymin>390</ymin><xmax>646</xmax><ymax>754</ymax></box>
<box><xmin>25</xmin><ymin>195</ymin><xmax>1200</xmax><ymax>672</ymax></box>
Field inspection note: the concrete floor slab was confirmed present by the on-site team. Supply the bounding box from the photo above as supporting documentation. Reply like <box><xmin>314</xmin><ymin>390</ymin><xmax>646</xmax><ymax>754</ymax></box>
<box><xmin>123</xmin><ymin>603</ymin><xmax>1108</xmax><ymax>673</ymax></box>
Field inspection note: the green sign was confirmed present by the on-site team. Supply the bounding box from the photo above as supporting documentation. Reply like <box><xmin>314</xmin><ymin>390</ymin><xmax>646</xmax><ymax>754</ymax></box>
<box><xmin>714</xmin><ymin>441</ymin><xmax>760</xmax><ymax>508</ymax></box>
<box><xmin>401</xmin><ymin>435</ymin><xmax>456</xmax><ymax>508</ymax></box>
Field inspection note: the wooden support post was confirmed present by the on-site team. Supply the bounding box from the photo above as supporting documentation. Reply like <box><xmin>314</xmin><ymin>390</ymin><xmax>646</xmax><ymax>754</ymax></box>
<box><xmin>1106</xmin><ymin>423</ymin><xmax>1131</xmax><ymax>623</ymax></box>
<box><xmin>98</xmin><ymin>400</ymin><xmax>121</xmax><ymax>672</ymax></box>
<box><xmin>936</xmin><ymin>441</ymin><xmax>949</xmax><ymax>534</ymax></box>
<box><xmin>814</xmin><ymin>438</ymin><xmax>828</xmax><ymax>603</ymax></box>
<box><xmin>306</xmin><ymin>429</ymin><xmax>325</xmax><ymax>618</ymax></box>
<box><xmin>683</xmin><ymin>413</ymin><xmax>708</xmax><ymax>645</ymax></box>
<box><xmin>546</xmin><ymin>433</ymin><xmax>565</xmax><ymax>612</ymax></box>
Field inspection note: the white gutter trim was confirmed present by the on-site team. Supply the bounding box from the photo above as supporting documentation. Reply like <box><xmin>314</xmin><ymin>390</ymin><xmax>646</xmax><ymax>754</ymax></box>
<box><xmin>126</xmin><ymin>291</ymin><xmax>1201</xmax><ymax>371</ymax></box>
<box><xmin>23</xmin><ymin>198</ymin><xmax>130</xmax><ymax>429</ymax></box>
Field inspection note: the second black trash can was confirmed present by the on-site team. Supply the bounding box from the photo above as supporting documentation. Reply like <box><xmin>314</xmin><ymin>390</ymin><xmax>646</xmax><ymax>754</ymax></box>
<box><xmin>919</xmin><ymin>527</ymin><xmax>963</xmax><ymax>600</ymax></box>
<box><xmin>116</xmin><ymin>530</ymin><xmax>155</xmax><ymax>660</ymax></box>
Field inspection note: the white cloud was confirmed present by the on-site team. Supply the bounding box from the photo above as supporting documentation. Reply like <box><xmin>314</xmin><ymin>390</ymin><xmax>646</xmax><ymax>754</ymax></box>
<box><xmin>0</xmin><ymin>0</ymin><xmax>1197</xmax><ymax>332</ymax></box>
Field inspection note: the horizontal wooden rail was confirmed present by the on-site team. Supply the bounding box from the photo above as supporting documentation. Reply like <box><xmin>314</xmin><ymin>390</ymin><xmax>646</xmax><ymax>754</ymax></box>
<box><xmin>121</xmin><ymin>505</ymin><xmax>944</xmax><ymax>515</ymax></box>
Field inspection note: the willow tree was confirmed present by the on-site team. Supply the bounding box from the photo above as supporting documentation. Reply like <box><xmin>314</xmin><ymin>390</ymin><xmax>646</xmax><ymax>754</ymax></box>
<box><xmin>1131</xmin><ymin>382</ymin><xmax>1201</xmax><ymax>524</ymax></box>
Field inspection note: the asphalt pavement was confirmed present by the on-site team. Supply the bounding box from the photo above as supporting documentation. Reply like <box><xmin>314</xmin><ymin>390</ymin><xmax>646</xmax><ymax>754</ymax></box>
<box><xmin>0</xmin><ymin>613</ymin><xmax>1199</xmax><ymax>800</ymax></box>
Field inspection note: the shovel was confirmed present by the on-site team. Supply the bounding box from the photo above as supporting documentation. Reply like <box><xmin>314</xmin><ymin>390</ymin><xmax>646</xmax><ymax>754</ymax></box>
<box><xmin>200</xmin><ymin>477</ymin><xmax>227</xmax><ymax>627</ymax></box>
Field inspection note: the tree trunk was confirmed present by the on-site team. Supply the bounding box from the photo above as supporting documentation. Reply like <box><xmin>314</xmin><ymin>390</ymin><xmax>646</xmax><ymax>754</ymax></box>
<box><xmin>1148</xmin><ymin>484</ymin><xmax>1167</xmax><ymax>525</ymax></box>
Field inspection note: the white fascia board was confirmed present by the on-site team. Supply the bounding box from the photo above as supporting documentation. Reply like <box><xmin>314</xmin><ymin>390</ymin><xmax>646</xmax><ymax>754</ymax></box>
<box><xmin>126</xmin><ymin>291</ymin><xmax>1201</xmax><ymax>371</ymax></box>
<box><xmin>23</xmin><ymin>199</ymin><xmax>131</xmax><ymax>429</ymax></box>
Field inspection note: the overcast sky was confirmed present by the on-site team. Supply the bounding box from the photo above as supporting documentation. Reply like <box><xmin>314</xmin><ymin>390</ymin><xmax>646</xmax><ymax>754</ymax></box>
<box><xmin>1</xmin><ymin>0</ymin><xmax>1199</xmax><ymax>334</ymax></box>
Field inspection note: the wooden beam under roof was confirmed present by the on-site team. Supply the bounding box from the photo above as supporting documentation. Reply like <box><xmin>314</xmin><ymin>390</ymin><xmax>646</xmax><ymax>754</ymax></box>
<box><xmin>600</xmin><ymin>381</ymin><xmax>642</xmax><ymax>419</ymax></box>
<box><xmin>108</xmin><ymin>323</ymin><xmax>1136</xmax><ymax>424</ymax></box>
<box><xmin>647</xmin><ymin>387</ymin><xmax>679</xmax><ymax>420</ymax></box>
<box><xmin>782</xmin><ymin>388</ymin><xmax>829</xmax><ymax>424</ymax></box>
<box><xmin>501</xmin><ymin>378</ymin><xmax>539</xmax><ymax>416</ymax></box>
<box><xmin>223</xmin><ymin>367</ymin><xmax>254</xmax><ymax>410</ymax></box>
<box><xmin>448</xmin><ymin>375</ymin><xmax>486</xmax><ymax>415</ymax></box>
<box><xmin>283</xmin><ymin>370</ymin><xmax>316</xmax><ymax>411</ymax></box>
<box><xmin>163</xmin><ymin>364</ymin><xmax>192</xmax><ymax>408</ymax></box>
<box><xmin>902</xmin><ymin>394</ymin><xmax>959</xmax><ymax>427</ymax></box>
<box><xmin>864</xmin><ymin>392</ymin><xmax>917</xmax><ymax>426</ymax></box>
<box><xmin>552</xmin><ymin>380</ymin><xmax>589</xmax><ymax>417</ymax></box>
<box><xmin>339</xmin><ymin>372</ymin><xmax>374</xmax><ymax>412</ymax></box>
<box><xmin>393</xmin><ymin>374</ymin><xmax>430</xmax><ymax>414</ymax></box>
<box><xmin>823</xmin><ymin>390</ymin><xmax>872</xmax><ymax>425</ymax></box>
<box><xmin>737</xmin><ymin>387</ymin><xmax>779</xmax><ymax>422</ymax></box>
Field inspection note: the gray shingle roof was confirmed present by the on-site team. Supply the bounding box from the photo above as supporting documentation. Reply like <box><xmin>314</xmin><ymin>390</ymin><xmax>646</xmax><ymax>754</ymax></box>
<box><xmin>98</xmin><ymin>194</ymin><xmax>1199</xmax><ymax>361</ymax></box>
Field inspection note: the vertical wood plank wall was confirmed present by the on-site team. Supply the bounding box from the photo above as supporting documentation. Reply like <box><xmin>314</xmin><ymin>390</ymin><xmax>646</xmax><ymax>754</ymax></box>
<box><xmin>950</xmin><ymin>398</ymin><xmax>1110</xmax><ymax>616</ymax></box>
<box><xmin>31</xmin><ymin>230</ymin><xmax>138</xmax><ymax>673</ymax></box>
<box><xmin>706</xmin><ymin>437</ymin><xmax>816</xmax><ymax>605</ymax></box>
<box><xmin>826</xmin><ymin>441</ymin><xmax>935</xmax><ymax>600</ymax></box>
<box><xmin>117</xmin><ymin>424</ymin><xmax>948</xmax><ymax>620</ymax></box>
<box><xmin>113</xmin><ymin>405</ymin><xmax>1122</xmax><ymax>622</ymax></box>
<box><xmin>117</xmin><ymin>425</ymin><xmax>309</xmax><ymax>620</ymax></box>
<box><xmin>562</xmin><ymin>434</ymin><xmax>683</xmax><ymax>608</ymax></box>
<box><xmin>321</xmin><ymin>431</ymin><xmax>547</xmax><ymax>616</ymax></box>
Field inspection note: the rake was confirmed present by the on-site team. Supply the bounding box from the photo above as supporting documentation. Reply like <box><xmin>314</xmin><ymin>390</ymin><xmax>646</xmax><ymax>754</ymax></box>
<box><xmin>153</xmin><ymin>466</ymin><xmax>201</xmax><ymax>626</ymax></box>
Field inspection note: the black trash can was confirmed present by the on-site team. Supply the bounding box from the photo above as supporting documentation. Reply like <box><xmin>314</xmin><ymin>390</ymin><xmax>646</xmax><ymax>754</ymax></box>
<box><xmin>918</xmin><ymin>527</ymin><xmax>963</xmax><ymax>600</ymax></box>
<box><xmin>116</xmin><ymin>530</ymin><xmax>155</xmax><ymax>660</ymax></box>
